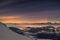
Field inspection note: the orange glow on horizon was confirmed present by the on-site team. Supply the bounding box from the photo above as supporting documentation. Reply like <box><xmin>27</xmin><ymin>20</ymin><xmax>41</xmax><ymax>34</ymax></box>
<box><xmin>0</xmin><ymin>19</ymin><xmax>49</xmax><ymax>23</ymax></box>
<box><xmin>0</xmin><ymin>16</ymin><xmax>60</xmax><ymax>23</ymax></box>
<box><xmin>1</xmin><ymin>19</ymin><xmax>60</xmax><ymax>23</ymax></box>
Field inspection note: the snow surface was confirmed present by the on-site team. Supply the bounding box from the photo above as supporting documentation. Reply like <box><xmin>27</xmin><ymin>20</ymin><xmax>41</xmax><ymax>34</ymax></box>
<box><xmin>0</xmin><ymin>22</ymin><xmax>31</xmax><ymax>40</ymax></box>
<box><xmin>0</xmin><ymin>22</ymin><xmax>52</xmax><ymax>40</ymax></box>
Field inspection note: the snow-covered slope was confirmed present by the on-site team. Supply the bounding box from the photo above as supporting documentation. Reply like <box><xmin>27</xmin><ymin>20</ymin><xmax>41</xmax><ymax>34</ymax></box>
<box><xmin>0</xmin><ymin>22</ymin><xmax>31</xmax><ymax>40</ymax></box>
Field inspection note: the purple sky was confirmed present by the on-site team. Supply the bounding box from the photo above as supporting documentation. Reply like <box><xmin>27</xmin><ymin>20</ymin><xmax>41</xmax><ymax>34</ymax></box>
<box><xmin>0</xmin><ymin>0</ymin><xmax>60</xmax><ymax>23</ymax></box>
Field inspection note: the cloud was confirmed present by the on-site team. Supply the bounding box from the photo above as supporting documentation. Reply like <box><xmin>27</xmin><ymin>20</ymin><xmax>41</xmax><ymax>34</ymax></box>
<box><xmin>0</xmin><ymin>0</ymin><xmax>15</xmax><ymax>7</ymax></box>
<box><xmin>0</xmin><ymin>0</ymin><xmax>33</xmax><ymax>8</ymax></box>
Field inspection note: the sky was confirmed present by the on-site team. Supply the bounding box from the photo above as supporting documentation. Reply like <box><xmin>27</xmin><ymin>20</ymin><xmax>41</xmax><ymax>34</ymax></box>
<box><xmin>0</xmin><ymin>0</ymin><xmax>60</xmax><ymax>23</ymax></box>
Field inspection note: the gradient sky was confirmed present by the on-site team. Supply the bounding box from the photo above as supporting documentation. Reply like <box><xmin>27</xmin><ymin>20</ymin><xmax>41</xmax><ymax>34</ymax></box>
<box><xmin>0</xmin><ymin>0</ymin><xmax>60</xmax><ymax>23</ymax></box>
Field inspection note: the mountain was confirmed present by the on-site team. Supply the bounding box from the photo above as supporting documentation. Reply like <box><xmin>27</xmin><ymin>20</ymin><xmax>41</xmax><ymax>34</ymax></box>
<box><xmin>0</xmin><ymin>22</ymin><xmax>31</xmax><ymax>40</ymax></box>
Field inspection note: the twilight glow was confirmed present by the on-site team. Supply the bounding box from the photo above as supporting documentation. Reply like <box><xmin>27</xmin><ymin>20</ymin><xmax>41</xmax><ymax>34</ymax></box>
<box><xmin>0</xmin><ymin>0</ymin><xmax>60</xmax><ymax>23</ymax></box>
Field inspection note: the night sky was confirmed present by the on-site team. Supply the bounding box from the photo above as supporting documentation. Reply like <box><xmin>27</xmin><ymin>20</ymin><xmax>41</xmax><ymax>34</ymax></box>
<box><xmin>0</xmin><ymin>0</ymin><xmax>60</xmax><ymax>23</ymax></box>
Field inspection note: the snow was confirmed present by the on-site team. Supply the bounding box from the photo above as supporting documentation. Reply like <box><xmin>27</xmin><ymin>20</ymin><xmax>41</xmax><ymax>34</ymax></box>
<box><xmin>0</xmin><ymin>22</ymin><xmax>31</xmax><ymax>40</ymax></box>
<box><xmin>0</xmin><ymin>22</ymin><xmax>52</xmax><ymax>40</ymax></box>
